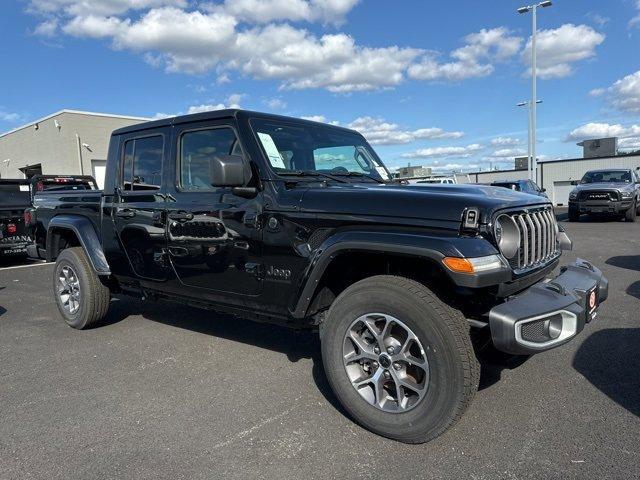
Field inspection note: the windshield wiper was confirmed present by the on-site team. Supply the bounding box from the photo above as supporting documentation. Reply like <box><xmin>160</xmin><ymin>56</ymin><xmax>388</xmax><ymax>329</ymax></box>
<box><xmin>331</xmin><ymin>171</ymin><xmax>386</xmax><ymax>184</ymax></box>
<box><xmin>276</xmin><ymin>170</ymin><xmax>349</xmax><ymax>184</ymax></box>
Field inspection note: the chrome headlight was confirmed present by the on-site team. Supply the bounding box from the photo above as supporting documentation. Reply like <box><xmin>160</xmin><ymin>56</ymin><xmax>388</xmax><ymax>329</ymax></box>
<box><xmin>621</xmin><ymin>190</ymin><xmax>633</xmax><ymax>198</ymax></box>
<box><xmin>494</xmin><ymin>214</ymin><xmax>520</xmax><ymax>259</ymax></box>
<box><xmin>569</xmin><ymin>191</ymin><xmax>578</xmax><ymax>200</ymax></box>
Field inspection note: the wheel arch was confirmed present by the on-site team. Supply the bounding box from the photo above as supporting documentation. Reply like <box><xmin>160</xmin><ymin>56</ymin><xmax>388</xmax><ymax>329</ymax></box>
<box><xmin>47</xmin><ymin>215</ymin><xmax>111</xmax><ymax>275</ymax></box>
<box><xmin>289</xmin><ymin>230</ymin><xmax>497</xmax><ymax>319</ymax></box>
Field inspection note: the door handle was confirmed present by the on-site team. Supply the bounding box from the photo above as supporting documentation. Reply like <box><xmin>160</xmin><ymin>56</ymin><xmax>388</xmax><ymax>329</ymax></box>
<box><xmin>168</xmin><ymin>211</ymin><xmax>194</xmax><ymax>222</ymax></box>
<box><xmin>243</xmin><ymin>212</ymin><xmax>260</xmax><ymax>229</ymax></box>
<box><xmin>115</xmin><ymin>208</ymin><xmax>136</xmax><ymax>219</ymax></box>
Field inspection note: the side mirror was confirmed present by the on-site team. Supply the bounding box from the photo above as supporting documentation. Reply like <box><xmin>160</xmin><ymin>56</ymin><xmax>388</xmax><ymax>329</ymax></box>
<box><xmin>210</xmin><ymin>154</ymin><xmax>246</xmax><ymax>187</ymax></box>
<box><xmin>571</xmin><ymin>180</ymin><xmax>578</xmax><ymax>186</ymax></box>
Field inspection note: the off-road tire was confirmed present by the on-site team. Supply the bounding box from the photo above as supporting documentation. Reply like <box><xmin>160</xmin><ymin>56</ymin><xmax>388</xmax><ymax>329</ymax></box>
<box><xmin>320</xmin><ymin>275</ymin><xmax>480</xmax><ymax>443</ymax></box>
<box><xmin>53</xmin><ymin>247</ymin><xmax>110</xmax><ymax>329</ymax></box>
<box><xmin>625</xmin><ymin>200</ymin><xmax>637</xmax><ymax>222</ymax></box>
<box><xmin>568</xmin><ymin>208</ymin><xmax>580</xmax><ymax>222</ymax></box>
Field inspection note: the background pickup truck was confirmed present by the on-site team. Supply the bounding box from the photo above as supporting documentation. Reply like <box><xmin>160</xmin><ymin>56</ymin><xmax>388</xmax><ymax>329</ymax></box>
<box><xmin>29</xmin><ymin>109</ymin><xmax>608</xmax><ymax>444</ymax></box>
<box><xmin>0</xmin><ymin>179</ymin><xmax>34</xmax><ymax>259</ymax></box>
<box><xmin>568</xmin><ymin>168</ymin><xmax>640</xmax><ymax>222</ymax></box>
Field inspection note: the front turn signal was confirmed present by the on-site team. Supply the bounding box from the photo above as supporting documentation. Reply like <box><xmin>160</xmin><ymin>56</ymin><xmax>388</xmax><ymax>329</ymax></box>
<box><xmin>443</xmin><ymin>257</ymin><xmax>475</xmax><ymax>274</ymax></box>
<box><xmin>442</xmin><ymin>255</ymin><xmax>505</xmax><ymax>274</ymax></box>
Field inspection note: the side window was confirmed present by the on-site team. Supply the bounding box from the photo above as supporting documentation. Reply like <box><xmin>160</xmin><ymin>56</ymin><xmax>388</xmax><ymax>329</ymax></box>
<box><xmin>121</xmin><ymin>135</ymin><xmax>163</xmax><ymax>191</ymax></box>
<box><xmin>180</xmin><ymin>127</ymin><xmax>240</xmax><ymax>190</ymax></box>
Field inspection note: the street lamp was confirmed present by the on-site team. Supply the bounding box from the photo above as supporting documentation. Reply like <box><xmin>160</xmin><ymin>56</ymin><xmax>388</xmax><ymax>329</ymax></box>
<box><xmin>517</xmin><ymin>100</ymin><xmax>542</xmax><ymax>179</ymax></box>
<box><xmin>518</xmin><ymin>0</ymin><xmax>552</xmax><ymax>183</ymax></box>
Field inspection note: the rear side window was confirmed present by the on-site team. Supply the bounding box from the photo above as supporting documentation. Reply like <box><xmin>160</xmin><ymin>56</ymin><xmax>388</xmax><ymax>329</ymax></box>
<box><xmin>121</xmin><ymin>135</ymin><xmax>164</xmax><ymax>191</ymax></box>
<box><xmin>179</xmin><ymin>127</ymin><xmax>241</xmax><ymax>190</ymax></box>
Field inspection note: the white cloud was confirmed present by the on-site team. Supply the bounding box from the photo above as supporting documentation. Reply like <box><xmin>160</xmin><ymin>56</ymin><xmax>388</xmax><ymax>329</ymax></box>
<box><xmin>207</xmin><ymin>0</ymin><xmax>360</xmax><ymax>25</ymax></box>
<box><xmin>522</xmin><ymin>24</ymin><xmax>605</xmax><ymax>79</ymax></box>
<box><xmin>0</xmin><ymin>111</ymin><xmax>21</xmax><ymax>122</ymax></box>
<box><xmin>401</xmin><ymin>143</ymin><xmax>484</xmax><ymax>159</ymax></box>
<box><xmin>408</xmin><ymin>27</ymin><xmax>522</xmax><ymax>81</ymax></box>
<box><xmin>631</xmin><ymin>1</ymin><xmax>640</xmax><ymax>28</ymax></box>
<box><xmin>566</xmin><ymin>122</ymin><xmax>640</xmax><ymax>150</ymax></box>
<box><xmin>585</xmin><ymin>12</ymin><xmax>609</xmax><ymax>27</ymax></box>
<box><xmin>301</xmin><ymin>115</ymin><xmax>328</xmax><ymax>122</ymax></box>
<box><xmin>423</xmin><ymin>162</ymin><xmax>479</xmax><ymax>172</ymax></box>
<box><xmin>591</xmin><ymin>70</ymin><xmax>640</xmax><ymax>113</ymax></box>
<box><xmin>490</xmin><ymin>136</ymin><xmax>523</xmax><ymax>146</ymax></box>
<box><xmin>28</xmin><ymin>0</ymin><xmax>186</xmax><ymax>17</ymax></box>
<box><xmin>46</xmin><ymin>5</ymin><xmax>420</xmax><ymax>91</ymax></box>
<box><xmin>152</xmin><ymin>93</ymin><xmax>244</xmax><ymax>119</ymax></box>
<box><xmin>28</xmin><ymin>2</ymin><xmax>527</xmax><ymax>92</ymax></box>
<box><xmin>264</xmin><ymin>97</ymin><xmax>287</xmax><ymax>109</ymax></box>
<box><xmin>487</xmin><ymin>148</ymin><xmax>526</xmax><ymax>158</ymax></box>
<box><xmin>33</xmin><ymin>18</ymin><xmax>58</xmax><ymax>36</ymax></box>
<box><xmin>347</xmin><ymin>116</ymin><xmax>463</xmax><ymax>145</ymax></box>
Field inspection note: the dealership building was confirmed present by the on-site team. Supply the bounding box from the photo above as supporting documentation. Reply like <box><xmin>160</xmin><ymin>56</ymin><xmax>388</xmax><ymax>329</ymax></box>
<box><xmin>0</xmin><ymin>110</ymin><xmax>148</xmax><ymax>188</ymax></box>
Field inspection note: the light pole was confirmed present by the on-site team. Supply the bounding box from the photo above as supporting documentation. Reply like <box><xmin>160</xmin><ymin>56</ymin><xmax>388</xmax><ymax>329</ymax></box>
<box><xmin>518</xmin><ymin>0</ymin><xmax>552</xmax><ymax>183</ymax></box>
<box><xmin>517</xmin><ymin>100</ymin><xmax>542</xmax><ymax>179</ymax></box>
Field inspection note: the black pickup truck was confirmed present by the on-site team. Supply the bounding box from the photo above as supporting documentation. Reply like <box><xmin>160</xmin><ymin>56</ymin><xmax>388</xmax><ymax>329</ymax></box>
<box><xmin>29</xmin><ymin>110</ymin><xmax>608</xmax><ymax>443</ymax></box>
<box><xmin>568</xmin><ymin>168</ymin><xmax>640</xmax><ymax>222</ymax></box>
<box><xmin>0</xmin><ymin>179</ymin><xmax>34</xmax><ymax>258</ymax></box>
<box><xmin>25</xmin><ymin>175</ymin><xmax>97</xmax><ymax>259</ymax></box>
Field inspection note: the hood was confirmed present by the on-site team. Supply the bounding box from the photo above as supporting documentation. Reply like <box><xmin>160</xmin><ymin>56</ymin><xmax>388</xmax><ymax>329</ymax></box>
<box><xmin>298</xmin><ymin>183</ymin><xmax>550</xmax><ymax>223</ymax></box>
<box><xmin>573</xmin><ymin>182</ymin><xmax>634</xmax><ymax>192</ymax></box>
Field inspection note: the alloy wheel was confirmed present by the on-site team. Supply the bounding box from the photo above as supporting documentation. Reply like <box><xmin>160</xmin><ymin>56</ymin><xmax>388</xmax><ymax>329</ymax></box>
<box><xmin>342</xmin><ymin>313</ymin><xmax>430</xmax><ymax>412</ymax></box>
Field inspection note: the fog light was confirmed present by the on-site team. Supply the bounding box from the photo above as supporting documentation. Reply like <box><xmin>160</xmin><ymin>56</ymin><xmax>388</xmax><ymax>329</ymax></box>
<box><xmin>544</xmin><ymin>315</ymin><xmax>563</xmax><ymax>339</ymax></box>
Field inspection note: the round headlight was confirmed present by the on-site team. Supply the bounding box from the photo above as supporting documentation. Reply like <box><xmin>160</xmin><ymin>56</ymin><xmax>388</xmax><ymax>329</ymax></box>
<box><xmin>494</xmin><ymin>214</ymin><xmax>520</xmax><ymax>259</ymax></box>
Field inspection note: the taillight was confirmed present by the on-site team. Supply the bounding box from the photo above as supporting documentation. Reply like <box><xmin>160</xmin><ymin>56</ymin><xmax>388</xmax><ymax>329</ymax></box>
<box><xmin>24</xmin><ymin>210</ymin><xmax>33</xmax><ymax>226</ymax></box>
<box><xmin>36</xmin><ymin>181</ymin><xmax>44</xmax><ymax>191</ymax></box>
<box><xmin>7</xmin><ymin>224</ymin><xmax>17</xmax><ymax>234</ymax></box>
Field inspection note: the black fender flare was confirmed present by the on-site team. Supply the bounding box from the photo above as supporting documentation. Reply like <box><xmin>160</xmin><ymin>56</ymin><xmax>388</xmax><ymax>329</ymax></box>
<box><xmin>289</xmin><ymin>230</ymin><xmax>502</xmax><ymax>318</ymax></box>
<box><xmin>46</xmin><ymin>215</ymin><xmax>111</xmax><ymax>275</ymax></box>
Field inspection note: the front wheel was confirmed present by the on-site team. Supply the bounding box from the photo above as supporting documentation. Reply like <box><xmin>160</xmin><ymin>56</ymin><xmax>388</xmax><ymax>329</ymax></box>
<box><xmin>320</xmin><ymin>275</ymin><xmax>479</xmax><ymax>443</ymax></box>
<box><xmin>625</xmin><ymin>200</ymin><xmax>637</xmax><ymax>222</ymax></box>
<box><xmin>53</xmin><ymin>247</ymin><xmax>110</xmax><ymax>329</ymax></box>
<box><xmin>568</xmin><ymin>208</ymin><xmax>580</xmax><ymax>222</ymax></box>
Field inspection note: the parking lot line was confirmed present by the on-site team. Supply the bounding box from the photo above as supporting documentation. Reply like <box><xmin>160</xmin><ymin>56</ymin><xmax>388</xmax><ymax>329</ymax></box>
<box><xmin>0</xmin><ymin>261</ymin><xmax>49</xmax><ymax>271</ymax></box>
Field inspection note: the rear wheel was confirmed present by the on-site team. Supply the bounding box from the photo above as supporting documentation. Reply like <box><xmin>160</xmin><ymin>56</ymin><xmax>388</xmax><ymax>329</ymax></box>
<box><xmin>320</xmin><ymin>275</ymin><xmax>479</xmax><ymax>443</ymax></box>
<box><xmin>625</xmin><ymin>200</ymin><xmax>637</xmax><ymax>222</ymax></box>
<box><xmin>53</xmin><ymin>247</ymin><xmax>110</xmax><ymax>329</ymax></box>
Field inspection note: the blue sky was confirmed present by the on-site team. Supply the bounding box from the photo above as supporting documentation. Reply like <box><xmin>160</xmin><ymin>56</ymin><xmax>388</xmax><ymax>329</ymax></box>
<box><xmin>1</xmin><ymin>0</ymin><xmax>639</xmax><ymax>172</ymax></box>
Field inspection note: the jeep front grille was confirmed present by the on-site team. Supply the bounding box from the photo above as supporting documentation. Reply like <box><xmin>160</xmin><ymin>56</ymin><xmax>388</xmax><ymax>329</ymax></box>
<box><xmin>504</xmin><ymin>206</ymin><xmax>559</xmax><ymax>271</ymax></box>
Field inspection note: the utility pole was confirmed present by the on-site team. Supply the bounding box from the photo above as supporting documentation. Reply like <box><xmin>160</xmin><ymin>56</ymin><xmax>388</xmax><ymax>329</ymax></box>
<box><xmin>518</xmin><ymin>0</ymin><xmax>552</xmax><ymax>183</ymax></box>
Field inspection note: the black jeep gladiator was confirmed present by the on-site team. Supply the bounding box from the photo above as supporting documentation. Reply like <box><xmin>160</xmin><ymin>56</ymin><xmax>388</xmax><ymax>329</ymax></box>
<box><xmin>29</xmin><ymin>110</ymin><xmax>608</xmax><ymax>443</ymax></box>
<box><xmin>0</xmin><ymin>179</ymin><xmax>35</xmax><ymax>259</ymax></box>
<box><xmin>568</xmin><ymin>168</ymin><xmax>640</xmax><ymax>222</ymax></box>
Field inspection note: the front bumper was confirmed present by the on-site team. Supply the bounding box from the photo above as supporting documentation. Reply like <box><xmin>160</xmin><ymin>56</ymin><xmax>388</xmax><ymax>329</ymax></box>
<box><xmin>488</xmin><ymin>259</ymin><xmax>608</xmax><ymax>355</ymax></box>
<box><xmin>569</xmin><ymin>199</ymin><xmax>632</xmax><ymax>214</ymax></box>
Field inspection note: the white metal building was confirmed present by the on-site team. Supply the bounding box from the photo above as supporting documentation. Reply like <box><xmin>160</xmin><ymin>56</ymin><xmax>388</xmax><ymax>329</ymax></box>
<box><xmin>0</xmin><ymin>110</ymin><xmax>149</xmax><ymax>188</ymax></box>
<box><xmin>469</xmin><ymin>151</ymin><xmax>640</xmax><ymax>206</ymax></box>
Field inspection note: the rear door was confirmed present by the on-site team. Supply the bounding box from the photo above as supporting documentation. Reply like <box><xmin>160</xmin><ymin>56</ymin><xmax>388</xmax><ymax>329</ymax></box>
<box><xmin>165</xmin><ymin>120</ymin><xmax>263</xmax><ymax>296</ymax></box>
<box><xmin>112</xmin><ymin>130</ymin><xmax>170</xmax><ymax>282</ymax></box>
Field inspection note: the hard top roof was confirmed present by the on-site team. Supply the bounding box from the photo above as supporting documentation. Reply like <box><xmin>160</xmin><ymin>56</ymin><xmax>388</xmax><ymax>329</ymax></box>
<box><xmin>112</xmin><ymin>109</ymin><xmax>358</xmax><ymax>136</ymax></box>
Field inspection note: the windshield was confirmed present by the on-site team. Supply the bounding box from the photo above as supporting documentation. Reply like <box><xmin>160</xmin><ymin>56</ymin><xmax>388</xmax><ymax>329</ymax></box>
<box><xmin>581</xmin><ymin>170</ymin><xmax>632</xmax><ymax>184</ymax></box>
<box><xmin>250</xmin><ymin>118</ymin><xmax>391</xmax><ymax>181</ymax></box>
<box><xmin>0</xmin><ymin>182</ymin><xmax>31</xmax><ymax>207</ymax></box>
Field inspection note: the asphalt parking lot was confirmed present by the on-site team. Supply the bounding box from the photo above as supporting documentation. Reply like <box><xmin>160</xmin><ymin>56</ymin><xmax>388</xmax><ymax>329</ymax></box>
<box><xmin>1</xmin><ymin>213</ymin><xmax>639</xmax><ymax>480</ymax></box>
